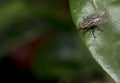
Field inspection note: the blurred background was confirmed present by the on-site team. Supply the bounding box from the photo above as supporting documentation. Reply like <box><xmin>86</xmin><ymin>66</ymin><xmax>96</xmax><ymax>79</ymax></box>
<box><xmin>0</xmin><ymin>0</ymin><xmax>115</xmax><ymax>83</ymax></box>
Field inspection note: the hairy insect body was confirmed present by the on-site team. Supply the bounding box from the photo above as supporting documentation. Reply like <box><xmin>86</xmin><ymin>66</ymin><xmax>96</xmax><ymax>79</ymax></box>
<box><xmin>78</xmin><ymin>12</ymin><xmax>106</xmax><ymax>38</ymax></box>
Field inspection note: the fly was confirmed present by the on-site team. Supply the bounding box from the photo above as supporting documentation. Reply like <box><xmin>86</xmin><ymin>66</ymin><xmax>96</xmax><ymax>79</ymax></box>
<box><xmin>78</xmin><ymin>11</ymin><xmax>107</xmax><ymax>38</ymax></box>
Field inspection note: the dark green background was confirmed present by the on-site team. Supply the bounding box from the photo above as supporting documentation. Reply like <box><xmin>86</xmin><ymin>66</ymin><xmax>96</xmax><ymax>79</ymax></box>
<box><xmin>0</xmin><ymin>0</ymin><xmax>116</xmax><ymax>83</ymax></box>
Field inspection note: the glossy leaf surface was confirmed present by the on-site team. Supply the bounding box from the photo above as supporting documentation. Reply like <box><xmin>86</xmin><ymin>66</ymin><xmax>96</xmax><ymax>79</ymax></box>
<box><xmin>69</xmin><ymin>0</ymin><xmax>120</xmax><ymax>82</ymax></box>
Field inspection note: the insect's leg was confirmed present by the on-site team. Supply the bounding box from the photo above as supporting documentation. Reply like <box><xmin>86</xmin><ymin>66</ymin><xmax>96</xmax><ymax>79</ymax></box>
<box><xmin>82</xmin><ymin>31</ymin><xmax>85</xmax><ymax>38</ymax></box>
<box><xmin>83</xmin><ymin>17</ymin><xmax>86</xmax><ymax>20</ymax></box>
<box><xmin>98</xmin><ymin>28</ymin><xmax>103</xmax><ymax>31</ymax></box>
<box><xmin>82</xmin><ymin>29</ymin><xmax>89</xmax><ymax>38</ymax></box>
<box><xmin>82</xmin><ymin>30</ymin><xmax>86</xmax><ymax>37</ymax></box>
<box><xmin>92</xmin><ymin>29</ymin><xmax>96</xmax><ymax>38</ymax></box>
<box><xmin>94</xmin><ymin>26</ymin><xmax>103</xmax><ymax>32</ymax></box>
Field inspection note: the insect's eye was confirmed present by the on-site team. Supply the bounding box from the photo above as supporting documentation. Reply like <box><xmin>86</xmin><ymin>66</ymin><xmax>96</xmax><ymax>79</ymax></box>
<box><xmin>79</xmin><ymin>23</ymin><xmax>84</xmax><ymax>29</ymax></box>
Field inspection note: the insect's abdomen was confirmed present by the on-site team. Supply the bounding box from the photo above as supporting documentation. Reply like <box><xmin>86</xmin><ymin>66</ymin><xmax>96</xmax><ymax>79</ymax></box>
<box><xmin>82</xmin><ymin>17</ymin><xmax>103</xmax><ymax>28</ymax></box>
<box><xmin>92</xmin><ymin>18</ymin><xmax>104</xmax><ymax>25</ymax></box>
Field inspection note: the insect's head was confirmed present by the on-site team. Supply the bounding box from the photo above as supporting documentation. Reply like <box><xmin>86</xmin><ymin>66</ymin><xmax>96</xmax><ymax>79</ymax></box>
<box><xmin>78</xmin><ymin>22</ymin><xmax>84</xmax><ymax>30</ymax></box>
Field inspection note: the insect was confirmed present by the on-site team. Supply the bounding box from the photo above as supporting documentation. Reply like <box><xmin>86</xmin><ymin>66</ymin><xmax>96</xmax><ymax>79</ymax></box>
<box><xmin>78</xmin><ymin>11</ymin><xmax>107</xmax><ymax>38</ymax></box>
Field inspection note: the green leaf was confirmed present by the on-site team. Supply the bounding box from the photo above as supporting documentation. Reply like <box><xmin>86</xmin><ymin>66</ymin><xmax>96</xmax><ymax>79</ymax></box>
<box><xmin>69</xmin><ymin>0</ymin><xmax>120</xmax><ymax>82</ymax></box>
